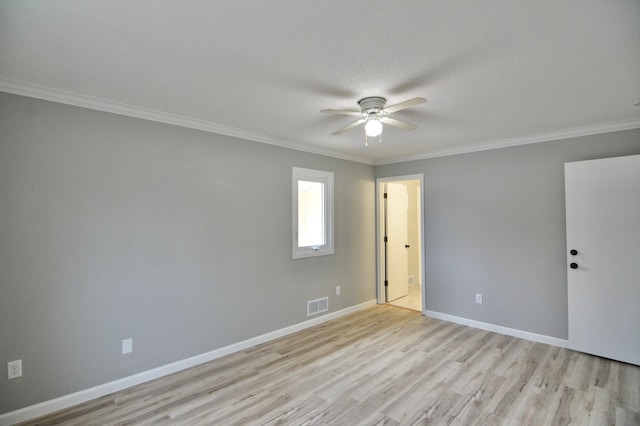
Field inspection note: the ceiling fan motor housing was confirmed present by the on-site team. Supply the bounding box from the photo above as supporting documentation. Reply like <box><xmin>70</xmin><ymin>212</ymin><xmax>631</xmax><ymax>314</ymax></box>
<box><xmin>358</xmin><ymin>96</ymin><xmax>387</xmax><ymax>114</ymax></box>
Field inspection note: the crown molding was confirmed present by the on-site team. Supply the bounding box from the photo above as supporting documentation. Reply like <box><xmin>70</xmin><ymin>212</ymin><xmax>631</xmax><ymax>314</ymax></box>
<box><xmin>374</xmin><ymin>117</ymin><xmax>640</xmax><ymax>165</ymax></box>
<box><xmin>3</xmin><ymin>79</ymin><xmax>638</xmax><ymax>167</ymax></box>
<box><xmin>0</xmin><ymin>79</ymin><xmax>374</xmax><ymax>165</ymax></box>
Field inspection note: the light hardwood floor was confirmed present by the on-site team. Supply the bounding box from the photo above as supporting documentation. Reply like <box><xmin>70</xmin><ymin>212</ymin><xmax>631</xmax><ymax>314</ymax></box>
<box><xmin>20</xmin><ymin>306</ymin><xmax>640</xmax><ymax>425</ymax></box>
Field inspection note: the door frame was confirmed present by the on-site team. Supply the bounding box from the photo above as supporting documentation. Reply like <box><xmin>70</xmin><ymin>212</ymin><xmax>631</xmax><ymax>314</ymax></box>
<box><xmin>375</xmin><ymin>174</ymin><xmax>425</xmax><ymax>313</ymax></box>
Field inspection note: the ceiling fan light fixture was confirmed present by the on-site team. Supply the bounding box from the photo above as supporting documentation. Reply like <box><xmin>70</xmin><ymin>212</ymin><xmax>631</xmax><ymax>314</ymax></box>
<box><xmin>364</xmin><ymin>116</ymin><xmax>383</xmax><ymax>137</ymax></box>
<box><xmin>321</xmin><ymin>95</ymin><xmax>426</xmax><ymax>142</ymax></box>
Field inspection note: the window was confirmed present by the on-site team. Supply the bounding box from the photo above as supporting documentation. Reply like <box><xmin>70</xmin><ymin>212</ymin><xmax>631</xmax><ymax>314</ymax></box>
<box><xmin>292</xmin><ymin>167</ymin><xmax>334</xmax><ymax>258</ymax></box>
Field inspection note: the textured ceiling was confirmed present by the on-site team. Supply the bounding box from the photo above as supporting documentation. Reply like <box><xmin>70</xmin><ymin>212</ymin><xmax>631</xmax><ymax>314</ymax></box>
<box><xmin>1</xmin><ymin>1</ymin><xmax>639</xmax><ymax>164</ymax></box>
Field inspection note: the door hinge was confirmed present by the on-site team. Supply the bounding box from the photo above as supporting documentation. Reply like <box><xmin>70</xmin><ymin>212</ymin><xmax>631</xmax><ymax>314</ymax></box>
<box><xmin>384</xmin><ymin>280</ymin><xmax>388</xmax><ymax>287</ymax></box>
<box><xmin>383</xmin><ymin>193</ymin><xmax>387</xmax><ymax>199</ymax></box>
<box><xmin>384</xmin><ymin>236</ymin><xmax>388</xmax><ymax>243</ymax></box>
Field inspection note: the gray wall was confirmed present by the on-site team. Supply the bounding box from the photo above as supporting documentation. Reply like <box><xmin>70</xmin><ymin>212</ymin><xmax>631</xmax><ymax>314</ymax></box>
<box><xmin>0</xmin><ymin>92</ymin><xmax>376</xmax><ymax>414</ymax></box>
<box><xmin>2</xmin><ymin>88</ymin><xmax>639</xmax><ymax>415</ymax></box>
<box><xmin>376</xmin><ymin>129</ymin><xmax>640</xmax><ymax>339</ymax></box>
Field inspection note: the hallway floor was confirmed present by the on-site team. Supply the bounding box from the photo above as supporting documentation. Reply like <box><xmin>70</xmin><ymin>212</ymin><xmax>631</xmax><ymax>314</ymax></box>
<box><xmin>388</xmin><ymin>284</ymin><xmax>422</xmax><ymax>312</ymax></box>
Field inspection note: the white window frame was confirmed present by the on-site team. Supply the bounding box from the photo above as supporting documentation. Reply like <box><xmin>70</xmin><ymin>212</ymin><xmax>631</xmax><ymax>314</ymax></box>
<box><xmin>292</xmin><ymin>167</ymin><xmax>334</xmax><ymax>259</ymax></box>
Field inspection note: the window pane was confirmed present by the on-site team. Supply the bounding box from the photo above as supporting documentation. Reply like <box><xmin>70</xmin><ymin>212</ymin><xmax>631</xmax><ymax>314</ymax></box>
<box><xmin>298</xmin><ymin>180</ymin><xmax>325</xmax><ymax>247</ymax></box>
<box><xmin>292</xmin><ymin>167</ymin><xmax>333</xmax><ymax>259</ymax></box>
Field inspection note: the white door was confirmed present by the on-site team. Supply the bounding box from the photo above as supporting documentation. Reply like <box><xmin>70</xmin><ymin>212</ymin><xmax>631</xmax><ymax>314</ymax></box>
<box><xmin>386</xmin><ymin>183</ymin><xmax>409</xmax><ymax>302</ymax></box>
<box><xmin>565</xmin><ymin>154</ymin><xmax>640</xmax><ymax>365</ymax></box>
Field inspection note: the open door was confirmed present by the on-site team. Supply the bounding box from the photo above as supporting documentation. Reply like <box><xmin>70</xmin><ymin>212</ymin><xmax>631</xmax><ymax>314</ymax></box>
<box><xmin>377</xmin><ymin>175</ymin><xmax>424</xmax><ymax>313</ymax></box>
<box><xmin>385</xmin><ymin>182</ymin><xmax>409</xmax><ymax>302</ymax></box>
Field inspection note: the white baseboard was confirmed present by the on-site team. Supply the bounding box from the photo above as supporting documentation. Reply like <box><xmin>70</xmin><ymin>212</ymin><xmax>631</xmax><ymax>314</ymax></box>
<box><xmin>424</xmin><ymin>310</ymin><xmax>569</xmax><ymax>348</ymax></box>
<box><xmin>0</xmin><ymin>299</ymin><xmax>377</xmax><ymax>426</ymax></box>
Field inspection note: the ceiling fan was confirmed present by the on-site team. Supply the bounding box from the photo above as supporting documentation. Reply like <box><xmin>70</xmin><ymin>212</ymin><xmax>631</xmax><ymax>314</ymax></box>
<box><xmin>321</xmin><ymin>96</ymin><xmax>427</xmax><ymax>145</ymax></box>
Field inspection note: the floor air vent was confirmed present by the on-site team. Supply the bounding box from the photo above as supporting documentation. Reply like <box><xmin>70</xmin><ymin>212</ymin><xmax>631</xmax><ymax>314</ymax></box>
<box><xmin>307</xmin><ymin>297</ymin><xmax>329</xmax><ymax>316</ymax></box>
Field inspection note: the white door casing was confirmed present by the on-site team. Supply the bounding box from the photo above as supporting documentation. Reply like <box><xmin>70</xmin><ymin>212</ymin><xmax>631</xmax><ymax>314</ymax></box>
<box><xmin>565</xmin><ymin>154</ymin><xmax>640</xmax><ymax>366</ymax></box>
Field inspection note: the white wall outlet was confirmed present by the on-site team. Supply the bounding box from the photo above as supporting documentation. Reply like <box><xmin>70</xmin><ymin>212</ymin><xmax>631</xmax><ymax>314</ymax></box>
<box><xmin>122</xmin><ymin>338</ymin><xmax>133</xmax><ymax>355</ymax></box>
<box><xmin>336</xmin><ymin>286</ymin><xmax>341</xmax><ymax>295</ymax></box>
<box><xmin>475</xmin><ymin>293</ymin><xmax>483</xmax><ymax>304</ymax></box>
<box><xmin>8</xmin><ymin>360</ymin><xmax>22</xmax><ymax>379</ymax></box>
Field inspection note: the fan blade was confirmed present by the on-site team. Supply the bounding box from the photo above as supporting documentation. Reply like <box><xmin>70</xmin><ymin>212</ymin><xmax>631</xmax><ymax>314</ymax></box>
<box><xmin>382</xmin><ymin>97</ymin><xmax>427</xmax><ymax>114</ymax></box>
<box><xmin>320</xmin><ymin>108</ymin><xmax>363</xmax><ymax>116</ymax></box>
<box><xmin>332</xmin><ymin>118</ymin><xmax>366</xmax><ymax>135</ymax></box>
<box><xmin>380</xmin><ymin>116</ymin><xmax>417</xmax><ymax>131</ymax></box>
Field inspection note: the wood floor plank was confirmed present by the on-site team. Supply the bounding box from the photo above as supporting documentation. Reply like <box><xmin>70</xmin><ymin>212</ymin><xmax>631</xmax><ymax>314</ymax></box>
<box><xmin>17</xmin><ymin>305</ymin><xmax>640</xmax><ymax>425</ymax></box>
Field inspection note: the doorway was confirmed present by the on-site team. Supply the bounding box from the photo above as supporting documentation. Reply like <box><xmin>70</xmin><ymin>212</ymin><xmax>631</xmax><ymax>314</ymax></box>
<box><xmin>376</xmin><ymin>175</ymin><xmax>424</xmax><ymax>313</ymax></box>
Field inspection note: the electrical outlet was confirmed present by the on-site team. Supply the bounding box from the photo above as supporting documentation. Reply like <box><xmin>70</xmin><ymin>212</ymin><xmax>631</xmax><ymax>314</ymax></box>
<box><xmin>8</xmin><ymin>360</ymin><xmax>22</xmax><ymax>379</ymax></box>
<box><xmin>475</xmin><ymin>293</ymin><xmax>483</xmax><ymax>304</ymax></box>
<box><xmin>336</xmin><ymin>286</ymin><xmax>341</xmax><ymax>295</ymax></box>
<box><xmin>122</xmin><ymin>338</ymin><xmax>133</xmax><ymax>354</ymax></box>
